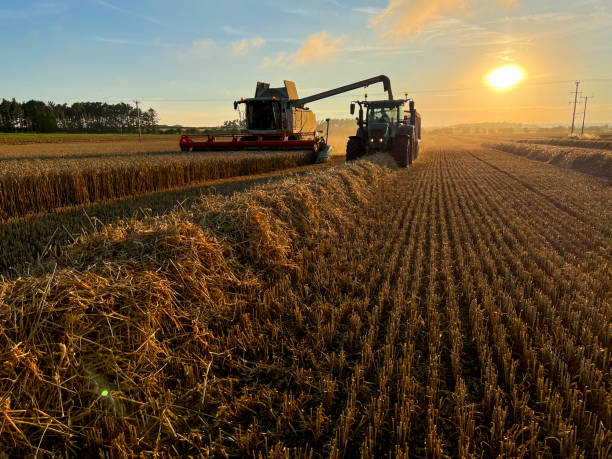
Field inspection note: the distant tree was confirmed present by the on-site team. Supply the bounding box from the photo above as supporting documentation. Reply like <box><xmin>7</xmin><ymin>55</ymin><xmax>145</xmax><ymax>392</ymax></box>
<box><xmin>222</xmin><ymin>118</ymin><xmax>246</xmax><ymax>130</ymax></box>
<box><xmin>0</xmin><ymin>99</ymin><xmax>12</xmax><ymax>131</ymax></box>
<box><xmin>0</xmin><ymin>98</ymin><xmax>160</xmax><ymax>134</ymax></box>
<box><xmin>22</xmin><ymin>100</ymin><xmax>57</xmax><ymax>132</ymax></box>
<box><xmin>9</xmin><ymin>99</ymin><xmax>23</xmax><ymax>131</ymax></box>
<box><xmin>145</xmin><ymin>108</ymin><xmax>158</xmax><ymax>132</ymax></box>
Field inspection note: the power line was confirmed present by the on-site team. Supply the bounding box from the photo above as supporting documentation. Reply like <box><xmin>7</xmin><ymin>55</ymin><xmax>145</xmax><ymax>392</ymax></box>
<box><xmin>75</xmin><ymin>78</ymin><xmax>612</xmax><ymax>106</ymax></box>
<box><xmin>569</xmin><ymin>81</ymin><xmax>581</xmax><ymax>135</ymax></box>
<box><xmin>133</xmin><ymin>100</ymin><xmax>142</xmax><ymax>142</ymax></box>
<box><xmin>580</xmin><ymin>95</ymin><xmax>594</xmax><ymax>136</ymax></box>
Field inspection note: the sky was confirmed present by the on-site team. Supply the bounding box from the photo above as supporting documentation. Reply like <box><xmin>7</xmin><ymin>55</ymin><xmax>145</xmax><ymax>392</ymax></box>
<box><xmin>0</xmin><ymin>0</ymin><xmax>611</xmax><ymax>127</ymax></box>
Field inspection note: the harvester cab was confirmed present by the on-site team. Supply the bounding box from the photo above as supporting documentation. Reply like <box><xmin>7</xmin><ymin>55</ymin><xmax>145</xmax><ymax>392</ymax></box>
<box><xmin>180</xmin><ymin>75</ymin><xmax>395</xmax><ymax>165</ymax></box>
<box><xmin>233</xmin><ymin>80</ymin><xmax>317</xmax><ymax>136</ymax></box>
<box><xmin>347</xmin><ymin>96</ymin><xmax>421</xmax><ymax>168</ymax></box>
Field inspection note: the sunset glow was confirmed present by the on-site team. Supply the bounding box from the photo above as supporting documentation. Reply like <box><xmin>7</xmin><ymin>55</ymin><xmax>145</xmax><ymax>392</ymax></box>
<box><xmin>487</xmin><ymin>66</ymin><xmax>525</xmax><ymax>90</ymax></box>
<box><xmin>0</xmin><ymin>1</ymin><xmax>609</xmax><ymax>126</ymax></box>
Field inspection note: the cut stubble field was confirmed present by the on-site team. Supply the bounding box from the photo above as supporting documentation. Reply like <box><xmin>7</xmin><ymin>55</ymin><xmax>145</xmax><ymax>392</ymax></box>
<box><xmin>0</xmin><ymin>136</ymin><xmax>610</xmax><ymax>457</ymax></box>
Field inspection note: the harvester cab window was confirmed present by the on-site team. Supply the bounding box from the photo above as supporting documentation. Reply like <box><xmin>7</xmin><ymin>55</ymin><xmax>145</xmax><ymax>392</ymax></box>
<box><xmin>247</xmin><ymin>101</ymin><xmax>280</xmax><ymax>131</ymax></box>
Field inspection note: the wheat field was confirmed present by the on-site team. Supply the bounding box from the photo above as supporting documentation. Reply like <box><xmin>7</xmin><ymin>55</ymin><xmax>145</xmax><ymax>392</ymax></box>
<box><xmin>0</xmin><ymin>149</ymin><xmax>316</xmax><ymax>220</ymax></box>
<box><xmin>0</xmin><ymin>137</ymin><xmax>610</xmax><ymax>457</ymax></box>
<box><xmin>0</xmin><ymin>134</ymin><xmax>177</xmax><ymax>155</ymax></box>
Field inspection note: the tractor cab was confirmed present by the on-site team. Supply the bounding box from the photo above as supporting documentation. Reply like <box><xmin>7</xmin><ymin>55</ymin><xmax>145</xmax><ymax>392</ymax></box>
<box><xmin>350</xmin><ymin>99</ymin><xmax>407</xmax><ymax>152</ymax></box>
<box><xmin>366</xmin><ymin>101</ymin><xmax>403</xmax><ymax>148</ymax></box>
<box><xmin>367</xmin><ymin>102</ymin><xmax>401</xmax><ymax>125</ymax></box>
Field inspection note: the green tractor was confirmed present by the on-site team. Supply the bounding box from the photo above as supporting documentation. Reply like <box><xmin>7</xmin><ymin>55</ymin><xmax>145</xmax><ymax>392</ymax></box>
<box><xmin>346</xmin><ymin>97</ymin><xmax>421</xmax><ymax>167</ymax></box>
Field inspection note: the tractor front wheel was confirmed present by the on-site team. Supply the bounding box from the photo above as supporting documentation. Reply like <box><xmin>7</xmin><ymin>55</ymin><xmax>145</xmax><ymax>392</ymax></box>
<box><xmin>346</xmin><ymin>136</ymin><xmax>365</xmax><ymax>162</ymax></box>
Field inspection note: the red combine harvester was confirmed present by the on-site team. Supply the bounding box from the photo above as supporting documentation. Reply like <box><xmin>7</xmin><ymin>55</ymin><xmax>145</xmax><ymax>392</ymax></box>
<box><xmin>179</xmin><ymin>75</ymin><xmax>394</xmax><ymax>162</ymax></box>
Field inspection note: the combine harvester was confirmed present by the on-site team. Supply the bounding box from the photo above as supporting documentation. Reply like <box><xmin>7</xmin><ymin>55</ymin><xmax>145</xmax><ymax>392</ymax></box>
<box><xmin>179</xmin><ymin>75</ymin><xmax>394</xmax><ymax>163</ymax></box>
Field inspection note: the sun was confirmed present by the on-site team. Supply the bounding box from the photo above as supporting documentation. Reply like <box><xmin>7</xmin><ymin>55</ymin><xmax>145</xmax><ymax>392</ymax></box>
<box><xmin>487</xmin><ymin>65</ymin><xmax>524</xmax><ymax>89</ymax></box>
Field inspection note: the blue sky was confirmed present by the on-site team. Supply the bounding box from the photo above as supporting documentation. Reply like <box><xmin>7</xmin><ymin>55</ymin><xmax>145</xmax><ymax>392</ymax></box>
<box><xmin>1</xmin><ymin>0</ymin><xmax>611</xmax><ymax>126</ymax></box>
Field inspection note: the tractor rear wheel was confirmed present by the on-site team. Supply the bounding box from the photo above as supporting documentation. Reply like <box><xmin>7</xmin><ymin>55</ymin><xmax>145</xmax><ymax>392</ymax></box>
<box><xmin>391</xmin><ymin>135</ymin><xmax>411</xmax><ymax>168</ymax></box>
<box><xmin>346</xmin><ymin>136</ymin><xmax>365</xmax><ymax>161</ymax></box>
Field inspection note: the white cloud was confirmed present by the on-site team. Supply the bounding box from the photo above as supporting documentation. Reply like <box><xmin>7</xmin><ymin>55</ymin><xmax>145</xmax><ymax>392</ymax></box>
<box><xmin>260</xmin><ymin>31</ymin><xmax>344</xmax><ymax>69</ymax></box>
<box><xmin>191</xmin><ymin>39</ymin><xmax>215</xmax><ymax>59</ymax></box>
<box><xmin>91</xmin><ymin>36</ymin><xmax>132</xmax><ymax>45</ymax></box>
<box><xmin>95</xmin><ymin>0</ymin><xmax>164</xmax><ymax>25</ymax></box>
<box><xmin>347</xmin><ymin>46</ymin><xmax>424</xmax><ymax>57</ymax></box>
<box><xmin>353</xmin><ymin>7</ymin><xmax>384</xmax><ymax>15</ymax></box>
<box><xmin>322</xmin><ymin>0</ymin><xmax>346</xmax><ymax>7</ymax></box>
<box><xmin>231</xmin><ymin>37</ymin><xmax>265</xmax><ymax>55</ymax></box>
<box><xmin>279</xmin><ymin>6</ymin><xmax>309</xmax><ymax>15</ymax></box>
<box><xmin>488</xmin><ymin>12</ymin><xmax>575</xmax><ymax>25</ymax></box>
<box><xmin>293</xmin><ymin>31</ymin><xmax>344</xmax><ymax>66</ymax></box>
<box><xmin>260</xmin><ymin>52</ymin><xmax>290</xmax><ymax>69</ymax></box>
<box><xmin>89</xmin><ymin>36</ymin><xmax>175</xmax><ymax>50</ymax></box>
<box><xmin>265</xmin><ymin>37</ymin><xmax>302</xmax><ymax>45</ymax></box>
<box><xmin>405</xmin><ymin>16</ymin><xmax>533</xmax><ymax>49</ymax></box>
<box><xmin>371</xmin><ymin>0</ymin><xmax>519</xmax><ymax>37</ymax></box>
<box><xmin>220</xmin><ymin>25</ymin><xmax>247</xmax><ymax>35</ymax></box>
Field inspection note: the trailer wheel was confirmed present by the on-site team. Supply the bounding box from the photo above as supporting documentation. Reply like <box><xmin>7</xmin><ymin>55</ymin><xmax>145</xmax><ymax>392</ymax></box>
<box><xmin>346</xmin><ymin>136</ymin><xmax>365</xmax><ymax>161</ymax></box>
<box><xmin>392</xmin><ymin>135</ymin><xmax>411</xmax><ymax>168</ymax></box>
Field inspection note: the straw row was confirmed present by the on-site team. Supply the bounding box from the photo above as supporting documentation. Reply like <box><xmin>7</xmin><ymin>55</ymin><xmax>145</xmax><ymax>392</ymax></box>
<box><xmin>518</xmin><ymin>138</ymin><xmax>612</xmax><ymax>151</ymax></box>
<box><xmin>485</xmin><ymin>141</ymin><xmax>612</xmax><ymax>178</ymax></box>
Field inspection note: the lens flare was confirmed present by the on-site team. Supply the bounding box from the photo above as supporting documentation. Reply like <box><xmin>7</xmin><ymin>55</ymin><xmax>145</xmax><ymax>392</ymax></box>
<box><xmin>487</xmin><ymin>66</ymin><xmax>524</xmax><ymax>89</ymax></box>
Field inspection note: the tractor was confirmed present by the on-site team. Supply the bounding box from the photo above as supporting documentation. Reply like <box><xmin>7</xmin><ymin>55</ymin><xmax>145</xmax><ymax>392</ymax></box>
<box><xmin>346</xmin><ymin>97</ymin><xmax>421</xmax><ymax>167</ymax></box>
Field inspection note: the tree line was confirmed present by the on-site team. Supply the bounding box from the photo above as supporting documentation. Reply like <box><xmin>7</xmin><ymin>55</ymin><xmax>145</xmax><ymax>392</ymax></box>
<box><xmin>0</xmin><ymin>99</ymin><xmax>158</xmax><ymax>133</ymax></box>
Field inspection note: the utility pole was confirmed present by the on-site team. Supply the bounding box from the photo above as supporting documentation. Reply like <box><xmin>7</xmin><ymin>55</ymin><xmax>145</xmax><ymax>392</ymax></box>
<box><xmin>570</xmin><ymin>81</ymin><xmax>581</xmax><ymax>135</ymax></box>
<box><xmin>134</xmin><ymin>100</ymin><xmax>142</xmax><ymax>142</ymax></box>
<box><xmin>580</xmin><ymin>95</ymin><xmax>593</xmax><ymax>136</ymax></box>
